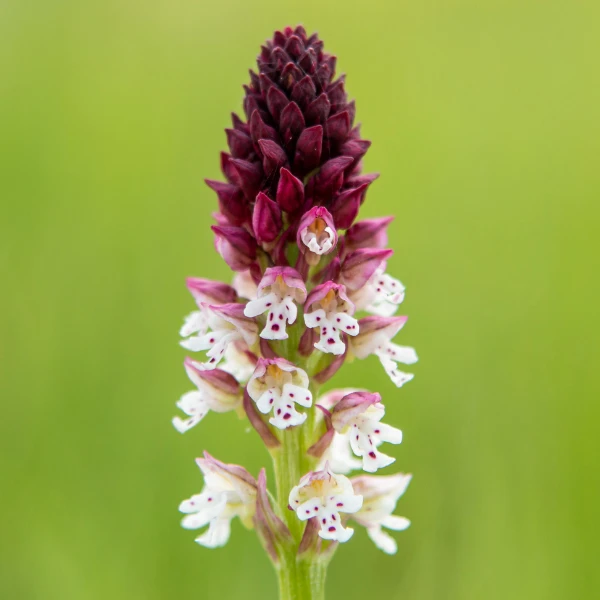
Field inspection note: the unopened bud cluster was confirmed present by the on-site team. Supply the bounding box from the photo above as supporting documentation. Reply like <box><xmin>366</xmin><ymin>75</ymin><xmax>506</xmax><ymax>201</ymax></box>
<box><xmin>173</xmin><ymin>26</ymin><xmax>417</xmax><ymax>577</ymax></box>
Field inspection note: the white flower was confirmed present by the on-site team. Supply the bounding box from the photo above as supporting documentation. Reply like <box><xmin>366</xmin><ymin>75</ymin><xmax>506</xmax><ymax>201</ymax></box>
<box><xmin>350</xmin><ymin>473</ymin><xmax>412</xmax><ymax>554</ymax></box>
<box><xmin>349</xmin><ymin>316</ymin><xmax>418</xmax><ymax>388</ymax></box>
<box><xmin>289</xmin><ymin>463</ymin><xmax>363</xmax><ymax>543</ymax></box>
<box><xmin>319</xmin><ymin>432</ymin><xmax>362</xmax><ymax>474</ymax></box>
<box><xmin>331</xmin><ymin>392</ymin><xmax>403</xmax><ymax>473</ymax></box>
<box><xmin>349</xmin><ymin>266</ymin><xmax>405</xmax><ymax>316</ymax></box>
<box><xmin>180</xmin><ymin>310</ymin><xmax>208</xmax><ymax>338</ymax></box>
<box><xmin>218</xmin><ymin>341</ymin><xmax>256</xmax><ymax>383</ymax></box>
<box><xmin>180</xmin><ymin>303</ymin><xmax>258</xmax><ymax>370</ymax></box>
<box><xmin>244</xmin><ymin>267</ymin><xmax>307</xmax><ymax>340</ymax></box>
<box><xmin>172</xmin><ymin>358</ymin><xmax>242</xmax><ymax>434</ymax></box>
<box><xmin>232</xmin><ymin>270</ymin><xmax>258</xmax><ymax>300</ymax></box>
<box><xmin>179</xmin><ymin>453</ymin><xmax>257</xmax><ymax>549</ymax></box>
<box><xmin>297</xmin><ymin>206</ymin><xmax>338</xmax><ymax>263</ymax></box>
<box><xmin>247</xmin><ymin>358</ymin><xmax>312</xmax><ymax>429</ymax></box>
<box><xmin>303</xmin><ymin>282</ymin><xmax>359</xmax><ymax>355</ymax></box>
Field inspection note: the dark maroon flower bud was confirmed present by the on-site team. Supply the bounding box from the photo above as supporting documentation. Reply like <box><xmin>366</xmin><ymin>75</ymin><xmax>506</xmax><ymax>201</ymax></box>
<box><xmin>250</xmin><ymin>110</ymin><xmax>279</xmax><ymax>144</ymax></box>
<box><xmin>325</xmin><ymin>111</ymin><xmax>351</xmax><ymax>142</ymax></box>
<box><xmin>308</xmin><ymin>156</ymin><xmax>354</xmax><ymax>203</ymax></box>
<box><xmin>279</xmin><ymin>102</ymin><xmax>305</xmax><ymax>145</ymax></box>
<box><xmin>294</xmin><ymin>125</ymin><xmax>323</xmax><ymax>174</ymax></box>
<box><xmin>253</xmin><ymin>192</ymin><xmax>283</xmax><ymax>244</ymax></box>
<box><xmin>276</xmin><ymin>167</ymin><xmax>304</xmax><ymax>212</ymax></box>
<box><xmin>329</xmin><ymin>183</ymin><xmax>369</xmax><ymax>229</ymax></box>
<box><xmin>226</xmin><ymin>128</ymin><xmax>254</xmax><ymax>158</ymax></box>
<box><xmin>229</xmin><ymin>158</ymin><xmax>263</xmax><ymax>201</ymax></box>
<box><xmin>258</xmin><ymin>139</ymin><xmax>288</xmax><ymax>177</ymax></box>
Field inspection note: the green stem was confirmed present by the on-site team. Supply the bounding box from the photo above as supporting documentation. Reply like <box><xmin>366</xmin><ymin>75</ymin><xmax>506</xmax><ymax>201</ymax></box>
<box><xmin>270</xmin><ymin>378</ymin><xmax>325</xmax><ymax>599</ymax></box>
<box><xmin>277</xmin><ymin>553</ymin><xmax>327</xmax><ymax>600</ymax></box>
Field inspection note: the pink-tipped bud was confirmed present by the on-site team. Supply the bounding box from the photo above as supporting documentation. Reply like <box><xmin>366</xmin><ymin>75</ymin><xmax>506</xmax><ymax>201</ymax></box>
<box><xmin>340</xmin><ymin>248</ymin><xmax>393</xmax><ymax>290</ymax></box>
<box><xmin>345</xmin><ymin>216</ymin><xmax>394</xmax><ymax>253</ymax></box>
<box><xmin>331</xmin><ymin>391</ymin><xmax>381</xmax><ymax>431</ymax></box>
<box><xmin>212</xmin><ymin>225</ymin><xmax>257</xmax><ymax>271</ymax></box>
<box><xmin>185</xmin><ymin>277</ymin><xmax>237</xmax><ymax>306</ymax></box>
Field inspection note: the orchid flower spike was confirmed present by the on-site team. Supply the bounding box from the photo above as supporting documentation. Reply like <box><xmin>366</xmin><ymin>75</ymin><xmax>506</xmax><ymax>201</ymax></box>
<box><xmin>331</xmin><ymin>391</ymin><xmax>403</xmax><ymax>473</ymax></box>
<box><xmin>303</xmin><ymin>282</ymin><xmax>359</xmax><ymax>355</ymax></box>
<box><xmin>244</xmin><ymin>267</ymin><xmax>307</xmax><ymax>340</ymax></box>
<box><xmin>247</xmin><ymin>358</ymin><xmax>313</xmax><ymax>429</ymax></box>
<box><xmin>289</xmin><ymin>463</ymin><xmax>363</xmax><ymax>543</ymax></box>
<box><xmin>172</xmin><ymin>357</ymin><xmax>242</xmax><ymax>433</ymax></box>
<box><xmin>350</xmin><ymin>473</ymin><xmax>412</xmax><ymax>554</ymax></box>
<box><xmin>180</xmin><ymin>303</ymin><xmax>258</xmax><ymax>370</ymax></box>
<box><xmin>297</xmin><ymin>206</ymin><xmax>338</xmax><ymax>265</ymax></box>
<box><xmin>349</xmin><ymin>316</ymin><xmax>418</xmax><ymax>387</ymax></box>
<box><xmin>179</xmin><ymin>453</ymin><xmax>257</xmax><ymax>548</ymax></box>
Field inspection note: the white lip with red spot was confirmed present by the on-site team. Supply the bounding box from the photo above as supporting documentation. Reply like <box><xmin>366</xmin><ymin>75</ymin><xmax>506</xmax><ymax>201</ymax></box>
<box><xmin>289</xmin><ymin>463</ymin><xmax>363</xmax><ymax>543</ymax></box>
<box><xmin>304</xmin><ymin>283</ymin><xmax>359</xmax><ymax>355</ymax></box>
<box><xmin>343</xmin><ymin>403</ymin><xmax>403</xmax><ymax>473</ymax></box>
<box><xmin>330</xmin><ymin>392</ymin><xmax>403</xmax><ymax>473</ymax></box>
<box><xmin>247</xmin><ymin>359</ymin><xmax>313</xmax><ymax>430</ymax></box>
<box><xmin>318</xmin><ymin>431</ymin><xmax>363</xmax><ymax>475</ymax></box>
<box><xmin>244</xmin><ymin>267</ymin><xmax>307</xmax><ymax>341</ymax></box>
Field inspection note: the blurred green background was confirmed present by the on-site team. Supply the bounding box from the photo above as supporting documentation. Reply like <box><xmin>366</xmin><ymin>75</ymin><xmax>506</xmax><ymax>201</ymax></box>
<box><xmin>1</xmin><ymin>1</ymin><xmax>599</xmax><ymax>598</ymax></box>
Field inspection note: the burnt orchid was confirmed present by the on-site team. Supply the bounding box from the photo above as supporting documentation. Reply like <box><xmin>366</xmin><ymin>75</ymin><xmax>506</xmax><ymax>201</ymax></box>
<box><xmin>174</xmin><ymin>26</ymin><xmax>417</xmax><ymax>600</ymax></box>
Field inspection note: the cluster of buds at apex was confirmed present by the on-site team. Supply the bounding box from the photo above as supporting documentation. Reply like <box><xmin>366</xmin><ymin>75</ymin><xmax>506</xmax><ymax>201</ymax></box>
<box><xmin>350</xmin><ymin>473</ymin><xmax>412</xmax><ymax>554</ymax></box>
<box><xmin>179</xmin><ymin>453</ymin><xmax>257</xmax><ymax>548</ymax></box>
<box><xmin>172</xmin><ymin>358</ymin><xmax>242</xmax><ymax>433</ymax></box>
<box><xmin>349</xmin><ymin>316</ymin><xmax>418</xmax><ymax>387</ymax></box>
<box><xmin>180</xmin><ymin>303</ymin><xmax>258</xmax><ymax>371</ymax></box>
<box><xmin>330</xmin><ymin>391</ymin><xmax>403</xmax><ymax>473</ymax></box>
<box><xmin>247</xmin><ymin>358</ymin><xmax>313</xmax><ymax>429</ymax></box>
<box><xmin>244</xmin><ymin>267</ymin><xmax>307</xmax><ymax>340</ymax></box>
<box><xmin>297</xmin><ymin>206</ymin><xmax>337</xmax><ymax>265</ymax></box>
<box><xmin>304</xmin><ymin>282</ymin><xmax>359</xmax><ymax>355</ymax></box>
<box><xmin>289</xmin><ymin>463</ymin><xmax>363</xmax><ymax>543</ymax></box>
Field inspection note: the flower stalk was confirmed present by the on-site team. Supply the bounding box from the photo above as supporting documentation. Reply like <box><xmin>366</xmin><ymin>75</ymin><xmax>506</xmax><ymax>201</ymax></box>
<box><xmin>171</xmin><ymin>25</ymin><xmax>418</xmax><ymax>599</ymax></box>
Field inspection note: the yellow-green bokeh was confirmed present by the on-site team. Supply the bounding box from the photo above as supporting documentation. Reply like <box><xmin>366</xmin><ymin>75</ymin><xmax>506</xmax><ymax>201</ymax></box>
<box><xmin>1</xmin><ymin>1</ymin><xmax>599</xmax><ymax>598</ymax></box>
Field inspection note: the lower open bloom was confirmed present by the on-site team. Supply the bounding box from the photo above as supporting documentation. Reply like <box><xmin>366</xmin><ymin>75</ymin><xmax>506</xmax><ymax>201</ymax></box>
<box><xmin>350</xmin><ymin>473</ymin><xmax>412</xmax><ymax>554</ymax></box>
<box><xmin>289</xmin><ymin>463</ymin><xmax>363</xmax><ymax>543</ymax></box>
<box><xmin>172</xmin><ymin>358</ymin><xmax>242</xmax><ymax>433</ymax></box>
<box><xmin>331</xmin><ymin>392</ymin><xmax>403</xmax><ymax>473</ymax></box>
<box><xmin>247</xmin><ymin>358</ymin><xmax>312</xmax><ymax>429</ymax></box>
<box><xmin>179</xmin><ymin>453</ymin><xmax>257</xmax><ymax>548</ymax></box>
